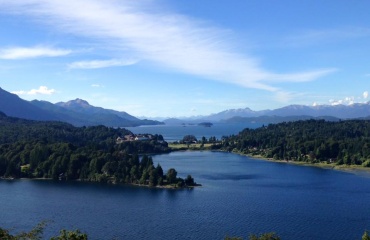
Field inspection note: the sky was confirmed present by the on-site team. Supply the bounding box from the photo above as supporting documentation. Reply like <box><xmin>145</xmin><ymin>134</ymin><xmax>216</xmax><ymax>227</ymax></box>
<box><xmin>0</xmin><ymin>0</ymin><xmax>369</xmax><ymax>118</ymax></box>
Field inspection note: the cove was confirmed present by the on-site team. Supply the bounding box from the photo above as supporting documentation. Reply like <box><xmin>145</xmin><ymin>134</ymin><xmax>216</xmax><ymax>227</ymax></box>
<box><xmin>1</xmin><ymin>151</ymin><xmax>370</xmax><ymax>239</ymax></box>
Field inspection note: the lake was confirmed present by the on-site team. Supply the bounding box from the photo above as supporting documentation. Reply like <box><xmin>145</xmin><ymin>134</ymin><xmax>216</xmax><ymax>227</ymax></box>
<box><xmin>1</xmin><ymin>151</ymin><xmax>370</xmax><ymax>239</ymax></box>
<box><xmin>126</xmin><ymin>122</ymin><xmax>262</xmax><ymax>142</ymax></box>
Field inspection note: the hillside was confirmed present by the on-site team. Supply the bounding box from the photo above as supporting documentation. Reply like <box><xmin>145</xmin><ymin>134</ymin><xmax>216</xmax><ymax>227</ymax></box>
<box><xmin>220</xmin><ymin>119</ymin><xmax>370</xmax><ymax>166</ymax></box>
<box><xmin>0</xmin><ymin>87</ymin><xmax>60</xmax><ymax>121</ymax></box>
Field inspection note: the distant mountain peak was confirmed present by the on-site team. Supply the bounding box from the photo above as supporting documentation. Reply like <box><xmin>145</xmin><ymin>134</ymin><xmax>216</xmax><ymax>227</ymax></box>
<box><xmin>57</xmin><ymin>98</ymin><xmax>91</xmax><ymax>109</ymax></box>
<box><xmin>68</xmin><ymin>98</ymin><xmax>90</xmax><ymax>106</ymax></box>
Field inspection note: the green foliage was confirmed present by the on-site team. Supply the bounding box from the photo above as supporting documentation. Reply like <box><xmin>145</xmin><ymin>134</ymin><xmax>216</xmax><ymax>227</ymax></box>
<box><xmin>51</xmin><ymin>229</ymin><xmax>87</xmax><ymax>240</ymax></box>
<box><xmin>0</xmin><ymin>221</ymin><xmax>46</xmax><ymax>240</ymax></box>
<box><xmin>225</xmin><ymin>232</ymin><xmax>280</xmax><ymax>240</ymax></box>
<box><xmin>0</xmin><ymin>114</ymin><xmax>193</xmax><ymax>188</ymax></box>
<box><xmin>185</xmin><ymin>175</ymin><xmax>195</xmax><ymax>186</ymax></box>
<box><xmin>221</xmin><ymin>120</ymin><xmax>370</xmax><ymax>165</ymax></box>
<box><xmin>249</xmin><ymin>232</ymin><xmax>280</xmax><ymax>240</ymax></box>
<box><xmin>181</xmin><ymin>135</ymin><xmax>197</xmax><ymax>143</ymax></box>
<box><xmin>1</xmin><ymin>223</ymin><xmax>369</xmax><ymax>240</ymax></box>
<box><xmin>0</xmin><ymin>227</ymin><xmax>13</xmax><ymax>239</ymax></box>
<box><xmin>0</xmin><ymin>221</ymin><xmax>87</xmax><ymax>240</ymax></box>
<box><xmin>166</xmin><ymin>168</ymin><xmax>177</xmax><ymax>184</ymax></box>
<box><xmin>363</xmin><ymin>231</ymin><xmax>370</xmax><ymax>240</ymax></box>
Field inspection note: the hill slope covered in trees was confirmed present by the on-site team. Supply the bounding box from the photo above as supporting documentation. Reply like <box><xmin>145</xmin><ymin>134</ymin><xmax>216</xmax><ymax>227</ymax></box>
<box><xmin>220</xmin><ymin>119</ymin><xmax>370</xmax><ymax>167</ymax></box>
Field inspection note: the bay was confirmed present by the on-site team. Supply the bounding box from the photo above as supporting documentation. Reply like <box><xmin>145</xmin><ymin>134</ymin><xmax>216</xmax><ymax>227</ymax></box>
<box><xmin>1</xmin><ymin>151</ymin><xmax>370</xmax><ymax>239</ymax></box>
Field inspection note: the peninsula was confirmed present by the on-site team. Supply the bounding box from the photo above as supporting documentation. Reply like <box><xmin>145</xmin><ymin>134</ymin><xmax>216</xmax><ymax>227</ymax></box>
<box><xmin>0</xmin><ymin>112</ymin><xmax>198</xmax><ymax>188</ymax></box>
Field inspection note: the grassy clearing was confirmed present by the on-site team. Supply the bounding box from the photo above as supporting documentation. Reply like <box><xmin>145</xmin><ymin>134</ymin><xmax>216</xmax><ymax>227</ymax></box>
<box><xmin>169</xmin><ymin>143</ymin><xmax>214</xmax><ymax>150</ymax></box>
<box><xmin>21</xmin><ymin>164</ymin><xmax>30</xmax><ymax>171</ymax></box>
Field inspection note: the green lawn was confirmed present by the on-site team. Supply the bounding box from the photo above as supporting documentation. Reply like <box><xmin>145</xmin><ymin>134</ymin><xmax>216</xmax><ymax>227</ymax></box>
<box><xmin>169</xmin><ymin>143</ymin><xmax>214</xmax><ymax>150</ymax></box>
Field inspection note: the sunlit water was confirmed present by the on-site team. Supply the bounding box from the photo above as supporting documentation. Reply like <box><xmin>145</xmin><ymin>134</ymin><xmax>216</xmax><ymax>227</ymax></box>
<box><xmin>1</xmin><ymin>151</ymin><xmax>370</xmax><ymax>239</ymax></box>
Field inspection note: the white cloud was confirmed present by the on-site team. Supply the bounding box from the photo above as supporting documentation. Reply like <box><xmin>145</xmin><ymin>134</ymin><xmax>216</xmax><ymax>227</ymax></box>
<box><xmin>329</xmin><ymin>91</ymin><xmax>369</xmax><ymax>105</ymax></box>
<box><xmin>0</xmin><ymin>46</ymin><xmax>71</xmax><ymax>59</ymax></box>
<box><xmin>69</xmin><ymin>59</ymin><xmax>137</xmax><ymax>69</ymax></box>
<box><xmin>91</xmin><ymin>84</ymin><xmax>101</xmax><ymax>88</ymax></box>
<box><xmin>0</xmin><ymin>0</ymin><xmax>335</xmax><ymax>91</ymax></box>
<box><xmin>12</xmin><ymin>86</ymin><xmax>56</xmax><ymax>95</ymax></box>
<box><xmin>330</xmin><ymin>96</ymin><xmax>355</xmax><ymax>106</ymax></box>
<box><xmin>363</xmin><ymin>91</ymin><xmax>369</xmax><ymax>99</ymax></box>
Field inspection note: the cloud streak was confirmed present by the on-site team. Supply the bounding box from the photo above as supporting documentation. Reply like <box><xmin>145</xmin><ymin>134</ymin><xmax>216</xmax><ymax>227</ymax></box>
<box><xmin>68</xmin><ymin>59</ymin><xmax>138</xmax><ymax>69</ymax></box>
<box><xmin>12</xmin><ymin>86</ymin><xmax>56</xmax><ymax>95</ymax></box>
<box><xmin>0</xmin><ymin>46</ymin><xmax>71</xmax><ymax>59</ymax></box>
<box><xmin>0</xmin><ymin>0</ymin><xmax>335</xmax><ymax>91</ymax></box>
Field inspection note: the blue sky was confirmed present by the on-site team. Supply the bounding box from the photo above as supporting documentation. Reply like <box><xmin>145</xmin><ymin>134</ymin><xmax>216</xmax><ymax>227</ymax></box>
<box><xmin>0</xmin><ymin>0</ymin><xmax>369</xmax><ymax>118</ymax></box>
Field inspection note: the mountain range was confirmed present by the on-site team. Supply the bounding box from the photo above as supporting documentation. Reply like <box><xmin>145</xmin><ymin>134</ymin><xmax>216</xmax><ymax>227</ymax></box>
<box><xmin>1</xmin><ymin>86</ymin><xmax>370</xmax><ymax>127</ymax></box>
<box><xmin>0</xmin><ymin>87</ymin><xmax>162</xmax><ymax>127</ymax></box>
<box><xmin>163</xmin><ymin>103</ymin><xmax>370</xmax><ymax>124</ymax></box>
<box><xmin>201</xmin><ymin>103</ymin><xmax>370</xmax><ymax>122</ymax></box>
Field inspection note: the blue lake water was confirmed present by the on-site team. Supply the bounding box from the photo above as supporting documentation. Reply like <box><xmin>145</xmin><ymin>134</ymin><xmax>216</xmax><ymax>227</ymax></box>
<box><xmin>1</xmin><ymin>151</ymin><xmax>370</xmax><ymax>239</ymax></box>
<box><xmin>126</xmin><ymin>123</ymin><xmax>262</xmax><ymax>142</ymax></box>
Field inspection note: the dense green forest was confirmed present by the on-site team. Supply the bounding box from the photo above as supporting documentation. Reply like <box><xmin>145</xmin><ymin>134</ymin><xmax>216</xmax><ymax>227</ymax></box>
<box><xmin>220</xmin><ymin>119</ymin><xmax>370</xmax><ymax>166</ymax></box>
<box><xmin>0</xmin><ymin>112</ymin><xmax>196</xmax><ymax>187</ymax></box>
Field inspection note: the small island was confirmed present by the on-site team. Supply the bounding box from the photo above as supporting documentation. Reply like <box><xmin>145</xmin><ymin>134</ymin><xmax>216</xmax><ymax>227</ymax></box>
<box><xmin>198</xmin><ymin>122</ymin><xmax>213</xmax><ymax>127</ymax></box>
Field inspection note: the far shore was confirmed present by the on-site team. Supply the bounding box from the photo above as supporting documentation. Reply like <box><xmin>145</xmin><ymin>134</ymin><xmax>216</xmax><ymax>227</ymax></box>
<box><xmin>238</xmin><ymin>152</ymin><xmax>370</xmax><ymax>177</ymax></box>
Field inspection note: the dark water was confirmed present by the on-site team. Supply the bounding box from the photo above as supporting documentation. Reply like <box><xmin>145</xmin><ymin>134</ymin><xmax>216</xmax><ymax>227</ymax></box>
<box><xmin>1</xmin><ymin>151</ymin><xmax>370</xmax><ymax>239</ymax></box>
<box><xmin>126</xmin><ymin>123</ymin><xmax>262</xmax><ymax>142</ymax></box>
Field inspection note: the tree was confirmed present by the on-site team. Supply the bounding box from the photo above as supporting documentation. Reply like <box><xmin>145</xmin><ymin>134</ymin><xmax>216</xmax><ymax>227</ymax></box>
<box><xmin>166</xmin><ymin>168</ymin><xmax>177</xmax><ymax>184</ymax></box>
<box><xmin>51</xmin><ymin>229</ymin><xmax>88</xmax><ymax>240</ymax></box>
<box><xmin>0</xmin><ymin>221</ymin><xmax>88</xmax><ymax>240</ymax></box>
<box><xmin>185</xmin><ymin>175</ymin><xmax>195</xmax><ymax>186</ymax></box>
<box><xmin>363</xmin><ymin>231</ymin><xmax>370</xmax><ymax>240</ymax></box>
<box><xmin>140</xmin><ymin>170</ymin><xmax>149</xmax><ymax>185</ymax></box>
<box><xmin>0</xmin><ymin>221</ymin><xmax>47</xmax><ymax>240</ymax></box>
<box><xmin>149</xmin><ymin>168</ymin><xmax>158</xmax><ymax>186</ymax></box>
<box><xmin>130</xmin><ymin>165</ymin><xmax>139</xmax><ymax>183</ymax></box>
<box><xmin>156</xmin><ymin>164</ymin><xmax>163</xmax><ymax>178</ymax></box>
<box><xmin>182</xmin><ymin>135</ymin><xmax>197</xmax><ymax>143</ymax></box>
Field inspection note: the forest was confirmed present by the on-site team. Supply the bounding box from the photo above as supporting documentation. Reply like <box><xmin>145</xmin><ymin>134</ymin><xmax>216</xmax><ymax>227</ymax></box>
<box><xmin>220</xmin><ymin>119</ymin><xmax>370</xmax><ymax>166</ymax></box>
<box><xmin>0</xmin><ymin>112</ymin><xmax>196</xmax><ymax>188</ymax></box>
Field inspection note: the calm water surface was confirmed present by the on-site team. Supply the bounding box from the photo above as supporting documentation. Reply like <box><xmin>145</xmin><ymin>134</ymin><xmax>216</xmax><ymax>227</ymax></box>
<box><xmin>126</xmin><ymin>123</ymin><xmax>262</xmax><ymax>142</ymax></box>
<box><xmin>1</xmin><ymin>151</ymin><xmax>370</xmax><ymax>239</ymax></box>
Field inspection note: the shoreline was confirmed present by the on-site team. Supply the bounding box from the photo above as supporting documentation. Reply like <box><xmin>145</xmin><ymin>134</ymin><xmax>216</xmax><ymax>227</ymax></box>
<box><xmin>237</xmin><ymin>152</ymin><xmax>370</xmax><ymax>177</ymax></box>
<box><xmin>4</xmin><ymin>177</ymin><xmax>201</xmax><ymax>189</ymax></box>
<box><xmin>167</xmin><ymin>146</ymin><xmax>370</xmax><ymax>177</ymax></box>
<box><xmin>170</xmin><ymin>146</ymin><xmax>370</xmax><ymax>177</ymax></box>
